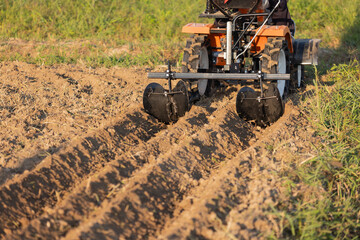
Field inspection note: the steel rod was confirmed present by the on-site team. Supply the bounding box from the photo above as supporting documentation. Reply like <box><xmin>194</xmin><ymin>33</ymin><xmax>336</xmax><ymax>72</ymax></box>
<box><xmin>226</xmin><ymin>21</ymin><xmax>232</xmax><ymax>66</ymax></box>
<box><xmin>148</xmin><ymin>72</ymin><xmax>290</xmax><ymax>80</ymax></box>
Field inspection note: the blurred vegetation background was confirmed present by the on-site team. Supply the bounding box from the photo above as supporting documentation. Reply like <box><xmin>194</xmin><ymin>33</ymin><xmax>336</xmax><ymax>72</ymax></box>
<box><xmin>0</xmin><ymin>0</ymin><xmax>359</xmax><ymax>66</ymax></box>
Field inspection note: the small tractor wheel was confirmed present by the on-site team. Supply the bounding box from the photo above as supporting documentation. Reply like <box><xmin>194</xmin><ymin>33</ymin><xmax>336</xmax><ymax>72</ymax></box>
<box><xmin>290</xmin><ymin>64</ymin><xmax>304</xmax><ymax>91</ymax></box>
<box><xmin>297</xmin><ymin>65</ymin><xmax>305</xmax><ymax>88</ymax></box>
<box><xmin>261</xmin><ymin>37</ymin><xmax>290</xmax><ymax>99</ymax></box>
<box><xmin>181</xmin><ymin>34</ymin><xmax>216</xmax><ymax>97</ymax></box>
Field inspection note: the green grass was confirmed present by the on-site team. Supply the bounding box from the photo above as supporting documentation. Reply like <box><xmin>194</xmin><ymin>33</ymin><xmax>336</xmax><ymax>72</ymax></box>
<box><xmin>0</xmin><ymin>0</ymin><xmax>204</xmax><ymax>43</ymax></box>
<box><xmin>288</xmin><ymin>0</ymin><xmax>360</xmax><ymax>49</ymax></box>
<box><xmin>0</xmin><ymin>0</ymin><xmax>207</xmax><ymax>67</ymax></box>
<box><xmin>0</xmin><ymin>0</ymin><xmax>358</xmax><ymax>67</ymax></box>
<box><xmin>278</xmin><ymin>61</ymin><xmax>360</xmax><ymax>239</ymax></box>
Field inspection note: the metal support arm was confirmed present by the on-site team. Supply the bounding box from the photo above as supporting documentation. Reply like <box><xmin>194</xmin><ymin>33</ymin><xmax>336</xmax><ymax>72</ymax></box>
<box><xmin>148</xmin><ymin>72</ymin><xmax>290</xmax><ymax>81</ymax></box>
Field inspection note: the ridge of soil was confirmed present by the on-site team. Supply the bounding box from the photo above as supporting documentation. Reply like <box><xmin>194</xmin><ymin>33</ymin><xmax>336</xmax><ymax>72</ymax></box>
<box><xmin>0</xmin><ymin>62</ymin><xmax>317</xmax><ymax>239</ymax></box>
<box><xmin>158</xmin><ymin>103</ymin><xmax>318</xmax><ymax>239</ymax></box>
<box><xmin>0</xmin><ymin>62</ymin><xmax>144</xmax><ymax>184</ymax></box>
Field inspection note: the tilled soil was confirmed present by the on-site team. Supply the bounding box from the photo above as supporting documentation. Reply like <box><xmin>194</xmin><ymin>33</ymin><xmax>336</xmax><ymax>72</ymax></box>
<box><xmin>0</xmin><ymin>62</ymin><xmax>317</xmax><ymax>239</ymax></box>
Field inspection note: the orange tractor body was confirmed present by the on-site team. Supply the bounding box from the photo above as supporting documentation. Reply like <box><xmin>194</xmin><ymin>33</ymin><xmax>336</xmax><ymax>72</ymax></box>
<box><xmin>182</xmin><ymin>23</ymin><xmax>294</xmax><ymax>64</ymax></box>
<box><xmin>144</xmin><ymin>0</ymin><xmax>320</xmax><ymax>125</ymax></box>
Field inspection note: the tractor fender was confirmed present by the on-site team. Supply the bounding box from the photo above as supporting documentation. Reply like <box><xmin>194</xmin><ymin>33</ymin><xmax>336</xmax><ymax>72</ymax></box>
<box><xmin>252</xmin><ymin>25</ymin><xmax>293</xmax><ymax>53</ymax></box>
<box><xmin>182</xmin><ymin>23</ymin><xmax>214</xmax><ymax>35</ymax></box>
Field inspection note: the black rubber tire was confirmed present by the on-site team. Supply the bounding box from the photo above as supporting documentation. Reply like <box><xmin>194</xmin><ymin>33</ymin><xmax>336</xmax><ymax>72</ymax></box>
<box><xmin>261</xmin><ymin>37</ymin><xmax>290</xmax><ymax>100</ymax></box>
<box><xmin>181</xmin><ymin>34</ymin><xmax>216</xmax><ymax>97</ymax></box>
<box><xmin>182</xmin><ymin>34</ymin><xmax>207</xmax><ymax>73</ymax></box>
<box><xmin>260</xmin><ymin>37</ymin><xmax>291</xmax><ymax>125</ymax></box>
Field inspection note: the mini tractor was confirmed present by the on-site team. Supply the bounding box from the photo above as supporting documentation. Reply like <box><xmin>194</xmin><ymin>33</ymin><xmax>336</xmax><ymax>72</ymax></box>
<box><xmin>143</xmin><ymin>0</ymin><xmax>320</xmax><ymax>126</ymax></box>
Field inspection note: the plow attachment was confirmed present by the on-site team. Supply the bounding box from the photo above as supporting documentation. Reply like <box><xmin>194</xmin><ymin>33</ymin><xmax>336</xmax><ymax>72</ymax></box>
<box><xmin>236</xmin><ymin>85</ymin><xmax>283</xmax><ymax>126</ymax></box>
<box><xmin>143</xmin><ymin>81</ymin><xmax>189</xmax><ymax>123</ymax></box>
<box><xmin>144</xmin><ymin>67</ymin><xmax>290</xmax><ymax>125</ymax></box>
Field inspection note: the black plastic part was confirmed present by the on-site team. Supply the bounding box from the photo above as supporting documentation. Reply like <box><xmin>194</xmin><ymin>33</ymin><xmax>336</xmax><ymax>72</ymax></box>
<box><xmin>292</xmin><ymin>39</ymin><xmax>321</xmax><ymax>65</ymax></box>
<box><xmin>230</xmin><ymin>63</ymin><xmax>241</xmax><ymax>73</ymax></box>
<box><xmin>236</xmin><ymin>85</ymin><xmax>284</xmax><ymax>126</ymax></box>
<box><xmin>143</xmin><ymin>81</ymin><xmax>189</xmax><ymax>123</ymax></box>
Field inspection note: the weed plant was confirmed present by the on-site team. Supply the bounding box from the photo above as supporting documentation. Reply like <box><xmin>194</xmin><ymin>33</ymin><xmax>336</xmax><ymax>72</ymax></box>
<box><xmin>280</xmin><ymin>61</ymin><xmax>360</xmax><ymax>239</ymax></box>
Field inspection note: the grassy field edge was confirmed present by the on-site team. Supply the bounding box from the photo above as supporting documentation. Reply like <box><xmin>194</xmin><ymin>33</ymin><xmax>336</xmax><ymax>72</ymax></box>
<box><xmin>275</xmin><ymin>61</ymin><xmax>360</xmax><ymax>239</ymax></box>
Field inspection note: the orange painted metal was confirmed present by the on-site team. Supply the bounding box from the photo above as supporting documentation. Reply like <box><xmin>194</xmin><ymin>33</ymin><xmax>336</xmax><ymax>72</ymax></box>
<box><xmin>209</xmin><ymin>34</ymin><xmax>226</xmax><ymax>66</ymax></box>
<box><xmin>251</xmin><ymin>25</ymin><xmax>293</xmax><ymax>53</ymax></box>
<box><xmin>209</xmin><ymin>33</ymin><xmax>225</xmax><ymax>50</ymax></box>
<box><xmin>215</xmin><ymin>57</ymin><xmax>226</xmax><ymax>66</ymax></box>
<box><xmin>216</xmin><ymin>57</ymin><xmax>226</xmax><ymax>66</ymax></box>
<box><xmin>238</xmin><ymin>8</ymin><xmax>248</xmax><ymax>14</ymax></box>
<box><xmin>239</xmin><ymin>8</ymin><xmax>265</xmax><ymax>21</ymax></box>
<box><xmin>182</xmin><ymin>23</ymin><xmax>215</xmax><ymax>35</ymax></box>
<box><xmin>255</xmin><ymin>9</ymin><xmax>265</xmax><ymax>22</ymax></box>
<box><xmin>182</xmin><ymin>23</ymin><xmax>293</xmax><ymax>64</ymax></box>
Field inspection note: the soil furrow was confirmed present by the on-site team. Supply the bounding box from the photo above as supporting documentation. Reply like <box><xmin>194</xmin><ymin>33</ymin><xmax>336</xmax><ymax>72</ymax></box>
<box><xmin>60</xmin><ymin>98</ymin><xmax>255</xmax><ymax>240</ymax></box>
<box><xmin>0</xmin><ymin>106</ymin><xmax>164</xmax><ymax>237</ymax></box>
<box><xmin>5</xmin><ymin>99</ymin><xmax>219</xmax><ymax>239</ymax></box>
<box><xmin>157</xmin><ymin>105</ymin><xmax>316</xmax><ymax>239</ymax></box>
<box><xmin>0</xmin><ymin>62</ymin><xmax>144</xmax><ymax>186</ymax></box>
<box><xmin>0</xmin><ymin>61</ymin><xmax>312</xmax><ymax>240</ymax></box>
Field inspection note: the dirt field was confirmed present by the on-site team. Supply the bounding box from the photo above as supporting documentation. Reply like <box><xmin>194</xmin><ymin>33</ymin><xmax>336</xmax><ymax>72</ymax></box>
<box><xmin>0</xmin><ymin>62</ymin><xmax>318</xmax><ymax>239</ymax></box>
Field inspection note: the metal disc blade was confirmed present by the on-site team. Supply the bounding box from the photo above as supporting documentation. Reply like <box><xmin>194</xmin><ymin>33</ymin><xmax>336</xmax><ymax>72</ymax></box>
<box><xmin>143</xmin><ymin>81</ymin><xmax>190</xmax><ymax>123</ymax></box>
<box><xmin>143</xmin><ymin>82</ymin><xmax>172</xmax><ymax>123</ymax></box>
<box><xmin>172</xmin><ymin>80</ymin><xmax>190</xmax><ymax>118</ymax></box>
<box><xmin>236</xmin><ymin>86</ymin><xmax>283</xmax><ymax>126</ymax></box>
<box><xmin>236</xmin><ymin>87</ymin><xmax>265</xmax><ymax>124</ymax></box>
<box><xmin>198</xmin><ymin>79</ymin><xmax>208</xmax><ymax>96</ymax></box>
<box><xmin>263</xmin><ymin>84</ymin><xmax>284</xmax><ymax>124</ymax></box>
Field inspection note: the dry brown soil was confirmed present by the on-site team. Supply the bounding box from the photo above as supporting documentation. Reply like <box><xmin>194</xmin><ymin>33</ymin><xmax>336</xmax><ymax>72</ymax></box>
<box><xmin>0</xmin><ymin>61</ymin><xmax>318</xmax><ymax>239</ymax></box>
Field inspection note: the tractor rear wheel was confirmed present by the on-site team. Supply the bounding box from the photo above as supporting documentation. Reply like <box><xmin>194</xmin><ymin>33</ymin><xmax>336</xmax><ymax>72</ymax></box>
<box><xmin>182</xmin><ymin>34</ymin><xmax>216</xmax><ymax>97</ymax></box>
<box><xmin>260</xmin><ymin>37</ymin><xmax>290</xmax><ymax>124</ymax></box>
<box><xmin>261</xmin><ymin>37</ymin><xmax>290</xmax><ymax>99</ymax></box>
